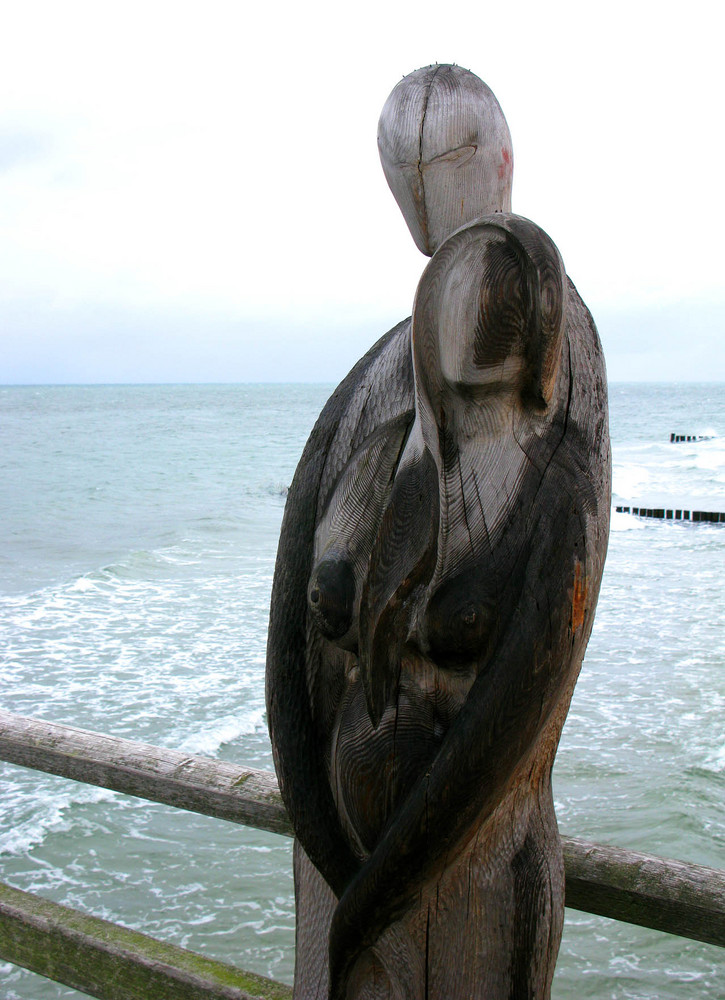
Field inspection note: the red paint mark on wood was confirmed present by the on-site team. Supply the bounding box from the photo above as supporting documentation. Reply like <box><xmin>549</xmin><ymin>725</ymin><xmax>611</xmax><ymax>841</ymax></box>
<box><xmin>498</xmin><ymin>147</ymin><xmax>512</xmax><ymax>179</ymax></box>
<box><xmin>571</xmin><ymin>561</ymin><xmax>587</xmax><ymax>632</ymax></box>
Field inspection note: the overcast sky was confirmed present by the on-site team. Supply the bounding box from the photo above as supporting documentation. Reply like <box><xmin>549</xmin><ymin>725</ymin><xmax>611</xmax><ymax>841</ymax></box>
<box><xmin>2</xmin><ymin>1</ymin><xmax>723</xmax><ymax>384</ymax></box>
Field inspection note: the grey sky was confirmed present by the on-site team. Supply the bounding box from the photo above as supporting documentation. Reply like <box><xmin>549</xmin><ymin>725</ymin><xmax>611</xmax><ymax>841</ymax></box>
<box><xmin>2</xmin><ymin>1</ymin><xmax>723</xmax><ymax>383</ymax></box>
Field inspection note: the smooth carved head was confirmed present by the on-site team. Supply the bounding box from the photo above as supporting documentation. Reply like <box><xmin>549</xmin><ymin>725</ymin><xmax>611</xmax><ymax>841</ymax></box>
<box><xmin>378</xmin><ymin>64</ymin><xmax>513</xmax><ymax>256</ymax></box>
<box><xmin>413</xmin><ymin>215</ymin><xmax>567</xmax><ymax>412</ymax></box>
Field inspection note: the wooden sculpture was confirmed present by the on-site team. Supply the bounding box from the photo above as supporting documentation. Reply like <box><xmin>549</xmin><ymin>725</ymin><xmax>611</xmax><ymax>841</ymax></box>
<box><xmin>267</xmin><ymin>65</ymin><xmax>611</xmax><ymax>1000</ymax></box>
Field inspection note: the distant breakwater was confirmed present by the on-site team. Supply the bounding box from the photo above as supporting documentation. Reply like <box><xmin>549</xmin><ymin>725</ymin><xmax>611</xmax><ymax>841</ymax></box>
<box><xmin>616</xmin><ymin>505</ymin><xmax>725</xmax><ymax>523</ymax></box>
<box><xmin>670</xmin><ymin>433</ymin><xmax>714</xmax><ymax>443</ymax></box>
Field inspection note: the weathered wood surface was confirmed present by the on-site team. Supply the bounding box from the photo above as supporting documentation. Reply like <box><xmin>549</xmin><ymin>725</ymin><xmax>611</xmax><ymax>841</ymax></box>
<box><xmin>267</xmin><ymin>64</ymin><xmax>612</xmax><ymax>999</ymax></box>
<box><xmin>1</xmin><ymin>710</ymin><xmax>723</xmax><ymax>950</ymax></box>
<box><xmin>378</xmin><ymin>63</ymin><xmax>513</xmax><ymax>256</ymax></box>
<box><xmin>0</xmin><ymin>708</ymin><xmax>290</xmax><ymax>836</ymax></box>
<box><xmin>0</xmin><ymin>880</ymin><xmax>291</xmax><ymax>1000</ymax></box>
<box><xmin>563</xmin><ymin>838</ymin><xmax>725</xmax><ymax>949</ymax></box>
<box><xmin>270</xmin><ymin>225</ymin><xmax>611</xmax><ymax>1000</ymax></box>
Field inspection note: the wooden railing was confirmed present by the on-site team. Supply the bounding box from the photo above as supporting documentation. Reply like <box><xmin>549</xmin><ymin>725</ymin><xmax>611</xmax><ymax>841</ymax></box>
<box><xmin>1</xmin><ymin>709</ymin><xmax>723</xmax><ymax>999</ymax></box>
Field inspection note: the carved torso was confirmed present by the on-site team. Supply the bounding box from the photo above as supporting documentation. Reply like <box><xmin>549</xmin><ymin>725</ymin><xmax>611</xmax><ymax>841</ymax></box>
<box><xmin>267</xmin><ymin>62</ymin><xmax>609</xmax><ymax>1000</ymax></box>
<box><xmin>268</xmin><ymin>225</ymin><xmax>610</xmax><ymax>997</ymax></box>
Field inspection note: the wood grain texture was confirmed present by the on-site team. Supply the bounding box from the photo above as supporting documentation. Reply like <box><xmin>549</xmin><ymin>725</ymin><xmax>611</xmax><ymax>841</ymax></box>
<box><xmin>268</xmin><ymin>64</ymin><xmax>612</xmax><ymax>999</ymax></box>
<box><xmin>563</xmin><ymin>838</ymin><xmax>725</xmax><ymax>948</ymax></box>
<box><xmin>267</xmin><ymin>210</ymin><xmax>611</xmax><ymax>998</ymax></box>
<box><xmin>378</xmin><ymin>64</ymin><xmax>513</xmax><ymax>256</ymax></box>
<box><xmin>266</xmin><ymin>318</ymin><xmax>415</xmax><ymax>902</ymax></box>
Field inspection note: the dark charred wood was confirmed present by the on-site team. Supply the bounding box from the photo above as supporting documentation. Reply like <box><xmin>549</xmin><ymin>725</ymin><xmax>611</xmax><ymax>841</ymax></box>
<box><xmin>268</xmin><ymin>227</ymin><xmax>610</xmax><ymax>999</ymax></box>
<box><xmin>267</xmin><ymin>66</ymin><xmax>611</xmax><ymax>1000</ymax></box>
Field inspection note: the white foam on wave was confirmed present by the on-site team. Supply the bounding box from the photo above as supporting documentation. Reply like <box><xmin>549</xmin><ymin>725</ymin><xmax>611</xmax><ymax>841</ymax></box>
<box><xmin>694</xmin><ymin>437</ymin><xmax>725</xmax><ymax>477</ymax></box>
<box><xmin>610</xmin><ymin>510</ymin><xmax>645</xmax><ymax>532</ymax></box>
<box><xmin>0</xmin><ymin>537</ymin><xmax>277</xmax><ymax>863</ymax></box>
<box><xmin>70</xmin><ymin>576</ymin><xmax>104</xmax><ymax>593</ymax></box>
<box><xmin>703</xmin><ymin>741</ymin><xmax>725</xmax><ymax>774</ymax></box>
<box><xmin>175</xmin><ymin>710</ymin><xmax>266</xmax><ymax>757</ymax></box>
<box><xmin>0</xmin><ymin>780</ymin><xmax>116</xmax><ymax>857</ymax></box>
<box><xmin>612</xmin><ymin>464</ymin><xmax>650</xmax><ymax>500</ymax></box>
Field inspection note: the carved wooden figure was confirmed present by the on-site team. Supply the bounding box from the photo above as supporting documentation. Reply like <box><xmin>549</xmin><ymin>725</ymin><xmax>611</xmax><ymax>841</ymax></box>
<box><xmin>267</xmin><ymin>66</ymin><xmax>611</xmax><ymax>1000</ymax></box>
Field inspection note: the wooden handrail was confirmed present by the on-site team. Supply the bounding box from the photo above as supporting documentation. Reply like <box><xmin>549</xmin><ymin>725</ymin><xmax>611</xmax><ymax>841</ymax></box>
<box><xmin>0</xmin><ymin>880</ymin><xmax>292</xmax><ymax>1000</ymax></box>
<box><xmin>0</xmin><ymin>709</ymin><xmax>290</xmax><ymax>836</ymax></box>
<box><xmin>563</xmin><ymin>837</ymin><xmax>725</xmax><ymax>948</ymax></box>
<box><xmin>1</xmin><ymin>710</ymin><xmax>723</xmax><ymax>951</ymax></box>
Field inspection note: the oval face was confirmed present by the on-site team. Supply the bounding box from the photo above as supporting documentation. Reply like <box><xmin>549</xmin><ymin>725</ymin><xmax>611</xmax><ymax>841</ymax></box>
<box><xmin>377</xmin><ymin>64</ymin><xmax>513</xmax><ymax>256</ymax></box>
<box><xmin>308</xmin><ymin>556</ymin><xmax>356</xmax><ymax>641</ymax></box>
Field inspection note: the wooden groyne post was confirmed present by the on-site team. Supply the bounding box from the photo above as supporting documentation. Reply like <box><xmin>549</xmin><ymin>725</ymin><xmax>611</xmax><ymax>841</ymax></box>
<box><xmin>616</xmin><ymin>506</ymin><xmax>725</xmax><ymax>523</ymax></box>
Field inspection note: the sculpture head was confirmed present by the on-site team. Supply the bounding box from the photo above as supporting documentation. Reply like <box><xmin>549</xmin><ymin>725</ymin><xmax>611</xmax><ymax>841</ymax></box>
<box><xmin>413</xmin><ymin>214</ymin><xmax>567</xmax><ymax>412</ymax></box>
<box><xmin>378</xmin><ymin>64</ymin><xmax>513</xmax><ymax>256</ymax></box>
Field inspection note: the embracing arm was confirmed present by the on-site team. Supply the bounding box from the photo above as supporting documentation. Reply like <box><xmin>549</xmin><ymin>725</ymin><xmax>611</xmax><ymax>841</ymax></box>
<box><xmin>266</xmin><ymin>319</ymin><xmax>414</xmax><ymax>896</ymax></box>
<box><xmin>327</xmin><ymin>451</ymin><xmax>608</xmax><ymax>998</ymax></box>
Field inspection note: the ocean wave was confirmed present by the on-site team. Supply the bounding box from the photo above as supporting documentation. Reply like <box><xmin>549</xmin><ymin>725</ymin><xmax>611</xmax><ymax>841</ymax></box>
<box><xmin>174</xmin><ymin>709</ymin><xmax>266</xmax><ymax>757</ymax></box>
<box><xmin>610</xmin><ymin>510</ymin><xmax>645</xmax><ymax>531</ymax></box>
<box><xmin>612</xmin><ymin>463</ymin><xmax>651</xmax><ymax>500</ymax></box>
<box><xmin>0</xmin><ymin>777</ymin><xmax>117</xmax><ymax>857</ymax></box>
<box><xmin>694</xmin><ymin>440</ymin><xmax>725</xmax><ymax>474</ymax></box>
<box><xmin>699</xmin><ymin>745</ymin><xmax>725</xmax><ymax>775</ymax></box>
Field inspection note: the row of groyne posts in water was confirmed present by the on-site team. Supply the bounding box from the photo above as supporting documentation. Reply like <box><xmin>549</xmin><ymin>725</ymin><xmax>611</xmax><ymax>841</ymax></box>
<box><xmin>615</xmin><ymin>506</ymin><xmax>725</xmax><ymax>523</ymax></box>
<box><xmin>670</xmin><ymin>433</ymin><xmax>714</xmax><ymax>443</ymax></box>
<box><xmin>616</xmin><ymin>432</ymin><xmax>724</xmax><ymax>523</ymax></box>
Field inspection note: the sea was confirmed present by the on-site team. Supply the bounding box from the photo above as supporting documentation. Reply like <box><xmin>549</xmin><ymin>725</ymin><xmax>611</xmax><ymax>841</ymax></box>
<box><xmin>0</xmin><ymin>381</ymin><xmax>723</xmax><ymax>1000</ymax></box>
